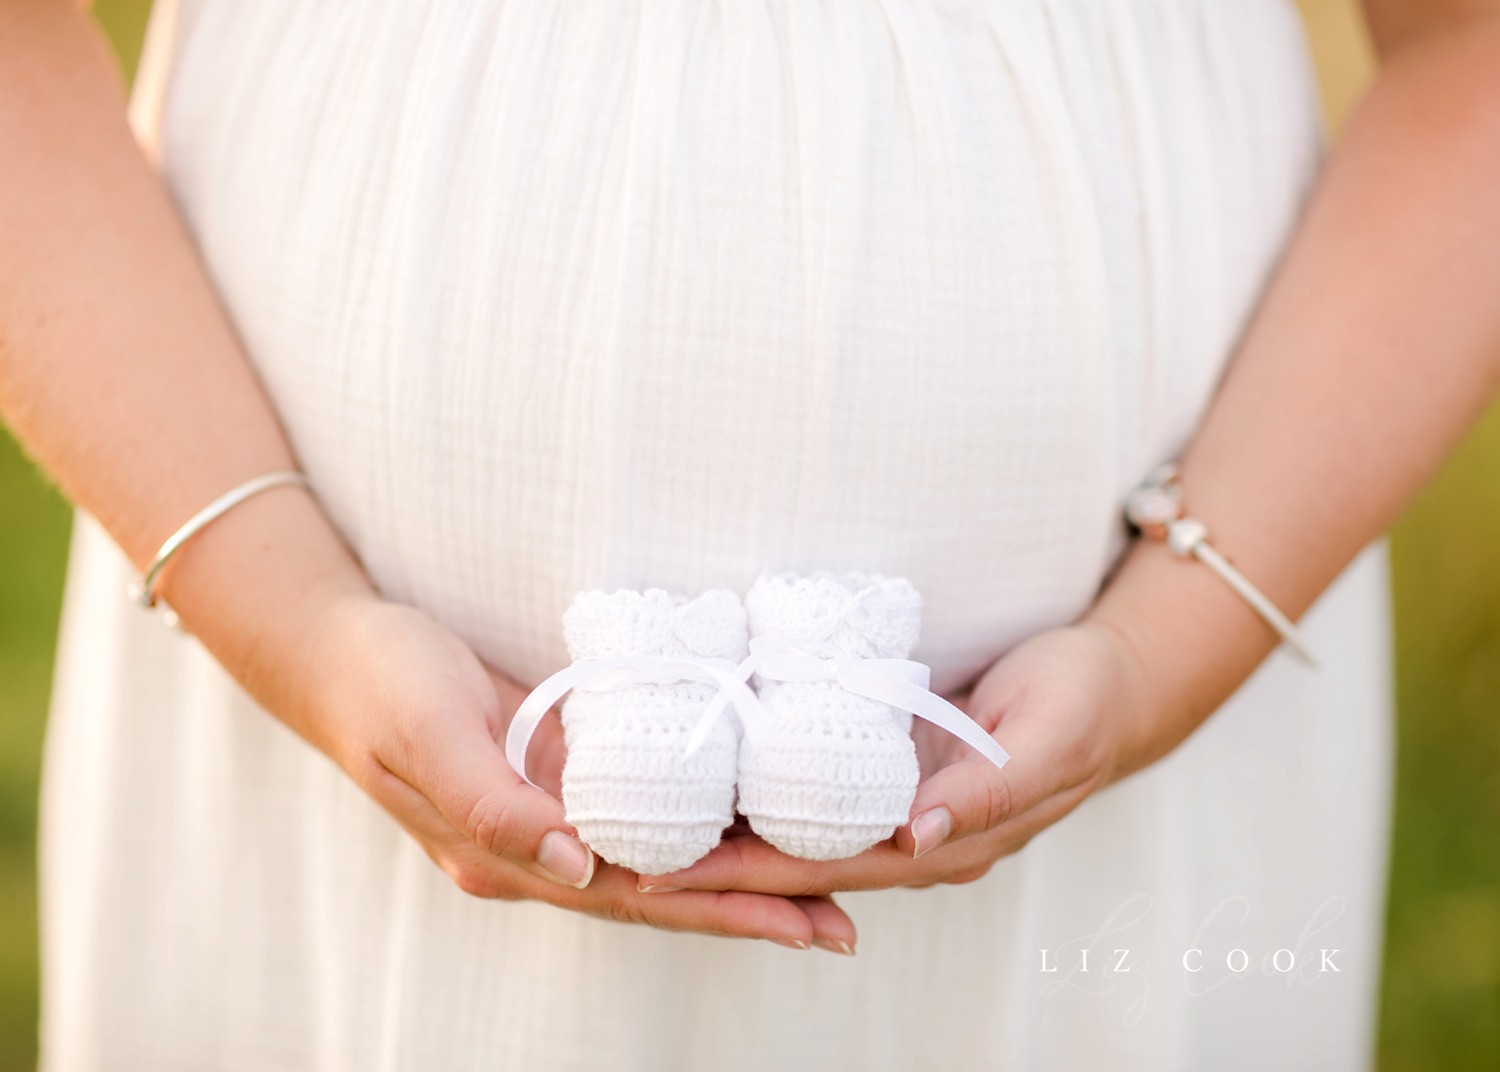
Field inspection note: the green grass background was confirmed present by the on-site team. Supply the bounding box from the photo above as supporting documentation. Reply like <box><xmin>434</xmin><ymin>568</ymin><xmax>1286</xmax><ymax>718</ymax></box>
<box><xmin>1</xmin><ymin>2</ymin><xmax>1497</xmax><ymax>1068</ymax></box>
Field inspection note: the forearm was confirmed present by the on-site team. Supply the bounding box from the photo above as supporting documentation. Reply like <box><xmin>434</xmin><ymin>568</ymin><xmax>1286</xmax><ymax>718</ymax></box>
<box><xmin>0</xmin><ymin>2</ymin><xmax>375</xmax><ymax>752</ymax></box>
<box><xmin>1087</xmin><ymin>18</ymin><xmax>1500</xmax><ymax>776</ymax></box>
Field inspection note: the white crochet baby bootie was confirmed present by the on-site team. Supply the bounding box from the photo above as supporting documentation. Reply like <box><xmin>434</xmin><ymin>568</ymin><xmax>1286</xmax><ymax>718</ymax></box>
<box><xmin>737</xmin><ymin>571</ymin><xmax>923</xmax><ymax>861</ymax></box>
<box><xmin>558</xmin><ymin>588</ymin><xmax>746</xmax><ymax>874</ymax></box>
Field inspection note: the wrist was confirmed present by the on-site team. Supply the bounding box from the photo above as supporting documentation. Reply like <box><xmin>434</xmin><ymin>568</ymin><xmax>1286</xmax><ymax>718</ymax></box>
<box><xmin>149</xmin><ymin>480</ymin><xmax>382</xmax><ymax>752</ymax></box>
<box><xmin>1080</xmin><ymin>533</ymin><xmax>1281</xmax><ymax>779</ymax></box>
<box><xmin>1071</xmin><ymin>614</ymin><xmax>1155</xmax><ymax>785</ymax></box>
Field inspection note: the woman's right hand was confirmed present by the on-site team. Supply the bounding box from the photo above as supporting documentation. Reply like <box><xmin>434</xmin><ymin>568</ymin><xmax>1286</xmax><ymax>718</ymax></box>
<box><xmin>131</xmin><ymin>481</ymin><xmax>853</xmax><ymax>950</ymax></box>
<box><xmin>302</xmin><ymin>594</ymin><xmax>857</xmax><ymax>951</ymax></box>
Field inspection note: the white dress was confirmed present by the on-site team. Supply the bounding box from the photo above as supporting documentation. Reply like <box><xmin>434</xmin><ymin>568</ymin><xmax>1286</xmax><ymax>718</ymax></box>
<box><xmin>40</xmin><ymin>0</ymin><xmax>1394</xmax><ymax>1068</ymax></box>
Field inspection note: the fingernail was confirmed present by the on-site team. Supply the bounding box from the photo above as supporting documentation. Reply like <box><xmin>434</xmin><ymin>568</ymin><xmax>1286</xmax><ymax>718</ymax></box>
<box><xmin>769</xmin><ymin>938</ymin><xmax>810</xmax><ymax>951</ymax></box>
<box><xmin>812</xmin><ymin>937</ymin><xmax>856</xmax><ymax>957</ymax></box>
<box><xmin>910</xmin><ymin>806</ymin><xmax>953</xmax><ymax>859</ymax></box>
<box><xmin>537</xmin><ymin>830</ymin><xmax>595</xmax><ymax>889</ymax></box>
<box><xmin>637</xmin><ymin>883</ymin><xmax>683</xmax><ymax>894</ymax></box>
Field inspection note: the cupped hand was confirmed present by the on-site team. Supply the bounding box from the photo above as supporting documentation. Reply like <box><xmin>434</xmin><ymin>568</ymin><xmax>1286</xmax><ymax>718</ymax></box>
<box><xmin>637</xmin><ymin>621</ymin><xmax>1146</xmax><ymax>897</ymax></box>
<box><xmin>308</xmin><ymin>596</ymin><xmax>858</xmax><ymax>951</ymax></box>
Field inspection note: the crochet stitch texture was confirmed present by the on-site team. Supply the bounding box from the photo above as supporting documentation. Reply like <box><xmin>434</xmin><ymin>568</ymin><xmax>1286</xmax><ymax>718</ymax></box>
<box><xmin>737</xmin><ymin>571</ymin><xmax>923</xmax><ymax>860</ymax></box>
<box><xmin>558</xmin><ymin>588</ymin><xmax>745</xmax><ymax>874</ymax></box>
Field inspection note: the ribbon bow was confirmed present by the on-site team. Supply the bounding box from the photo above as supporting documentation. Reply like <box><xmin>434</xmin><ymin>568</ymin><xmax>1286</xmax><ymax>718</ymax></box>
<box><xmin>502</xmin><ymin>655</ymin><xmax>766</xmax><ymax>789</ymax></box>
<box><xmin>687</xmin><ymin>636</ymin><xmax>1010</xmax><ymax>771</ymax></box>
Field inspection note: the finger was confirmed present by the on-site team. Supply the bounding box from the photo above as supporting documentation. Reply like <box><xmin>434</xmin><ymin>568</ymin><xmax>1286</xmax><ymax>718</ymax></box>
<box><xmin>903</xmin><ymin>773</ymin><xmax>1098</xmax><ymax>885</ymax></box>
<box><xmin>487</xmin><ymin>665</ymin><xmax>565</xmax><ymax>793</ymax></box>
<box><xmin>792</xmin><ymin>895</ymin><xmax>859</xmax><ymax>955</ymax></box>
<box><xmin>522</xmin><ymin>717</ymin><xmax>567</xmax><ymax>800</ymax></box>
<box><xmin>520</xmin><ymin>861</ymin><xmax>829</xmax><ymax>945</ymax></box>
<box><xmin>896</xmin><ymin>706</ymin><xmax>1092</xmax><ymax>857</ymax></box>
<box><xmin>641</xmin><ymin>831</ymin><xmax>920</xmax><ymax>897</ymax></box>
<box><xmin>485</xmin><ymin>664</ymin><xmax>536</xmax><ymax>716</ymax></box>
<box><xmin>362</xmin><ymin>749</ymin><xmax>594</xmax><ymax>891</ymax></box>
<box><xmin>367</xmin><ymin>767</ymin><xmax>827</xmax><ymax>943</ymax></box>
<box><xmin>911</xmin><ymin>717</ymin><xmax>965</xmax><ymax>775</ymax></box>
<box><xmin>375</xmin><ymin>714</ymin><xmax>590</xmax><ymax>886</ymax></box>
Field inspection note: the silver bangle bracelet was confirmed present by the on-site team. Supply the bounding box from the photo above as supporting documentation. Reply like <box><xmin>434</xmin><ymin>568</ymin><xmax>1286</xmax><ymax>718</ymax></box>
<box><xmin>1124</xmin><ymin>462</ymin><xmax>1319</xmax><ymax>669</ymax></box>
<box><xmin>126</xmin><ymin>470</ymin><xmax>310</xmax><ymax>615</ymax></box>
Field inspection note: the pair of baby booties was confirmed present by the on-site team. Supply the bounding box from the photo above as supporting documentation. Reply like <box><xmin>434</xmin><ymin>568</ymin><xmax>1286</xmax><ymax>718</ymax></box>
<box><xmin>518</xmin><ymin>571</ymin><xmax>929</xmax><ymax>875</ymax></box>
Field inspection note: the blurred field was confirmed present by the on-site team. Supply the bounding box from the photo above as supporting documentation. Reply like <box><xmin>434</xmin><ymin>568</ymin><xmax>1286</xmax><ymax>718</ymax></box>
<box><xmin>1</xmin><ymin>2</ymin><xmax>1497</xmax><ymax>1069</ymax></box>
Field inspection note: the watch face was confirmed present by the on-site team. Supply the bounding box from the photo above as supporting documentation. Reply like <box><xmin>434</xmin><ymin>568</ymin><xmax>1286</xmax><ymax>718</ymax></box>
<box><xmin>1124</xmin><ymin>478</ymin><xmax>1184</xmax><ymax>531</ymax></box>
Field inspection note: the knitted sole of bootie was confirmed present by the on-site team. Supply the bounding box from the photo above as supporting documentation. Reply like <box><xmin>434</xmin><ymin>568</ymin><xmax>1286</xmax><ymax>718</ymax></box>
<box><xmin>561</xmin><ymin>685</ymin><xmax>739</xmax><ymax>874</ymax></box>
<box><xmin>558</xmin><ymin>588</ymin><xmax>747</xmax><ymax>874</ymax></box>
<box><xmin>737</xmin><ymin>684</ymin><xmax>919</xmax><ymax>860</ymax></box>
<box><xmin>737</xmin><ymin>572</ymin><xmax>924</xmax><ymax>861</ymax></box>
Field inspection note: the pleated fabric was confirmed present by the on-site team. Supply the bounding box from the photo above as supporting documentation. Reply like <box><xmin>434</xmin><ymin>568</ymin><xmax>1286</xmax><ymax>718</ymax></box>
<box><xmin>39</xmin><ymin>1</ymin><xmax>1393</xmax><ymax>1068</ymax></box>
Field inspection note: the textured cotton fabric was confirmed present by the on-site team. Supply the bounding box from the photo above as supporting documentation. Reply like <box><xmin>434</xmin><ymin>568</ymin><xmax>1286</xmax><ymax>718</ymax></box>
<box><xmin>39</xmin><ymin>0</ymin><xmax>1394</xmax><ymax>1068</ymax></box>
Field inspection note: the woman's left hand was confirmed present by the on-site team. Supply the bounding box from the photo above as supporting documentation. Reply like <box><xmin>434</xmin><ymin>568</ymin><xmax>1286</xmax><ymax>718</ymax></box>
<box><xmin>637</xmin><ymin>621</ymin><xmax>1147</xmax><ymax>895</ymax></box>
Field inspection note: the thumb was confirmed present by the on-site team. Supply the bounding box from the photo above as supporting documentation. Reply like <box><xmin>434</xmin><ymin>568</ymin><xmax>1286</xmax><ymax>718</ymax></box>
<box><xmin>396</xmin><ymin>701</ymin><xmax>592</xmax><ymax>886</ymax></box>
<box><xmin>897</xmin><ymin>704</ymin><xmax>1070</xmax><ymax>858</ymax></box>
<box><xmin>485</xmin><ymin>663</ymin><xmax>567</xmax><ymax>797</ymax></box>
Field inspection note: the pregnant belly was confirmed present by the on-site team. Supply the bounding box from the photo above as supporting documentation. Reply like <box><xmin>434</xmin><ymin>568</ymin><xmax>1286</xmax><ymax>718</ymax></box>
<box><xmin>157</xmin><ymin>0</ymin><xmax>1315</xmax><ymax>689</ymax></box>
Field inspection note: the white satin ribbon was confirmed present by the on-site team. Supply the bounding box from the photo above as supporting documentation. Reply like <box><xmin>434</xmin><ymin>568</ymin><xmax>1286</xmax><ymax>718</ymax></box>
<box><xmin>688</xmin><ymin>636</ymin><xmax>1011</xmax><ymax>772</ymax></box>
<box><xmin>506</xmin><ymin>638</ymin><xmax>1012</xmax><ymax>787</ymax></box>
<box><xmin>503</xmin><ymin>655</ymin><xmax>767</xmax><ymax>789</ymax></box>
